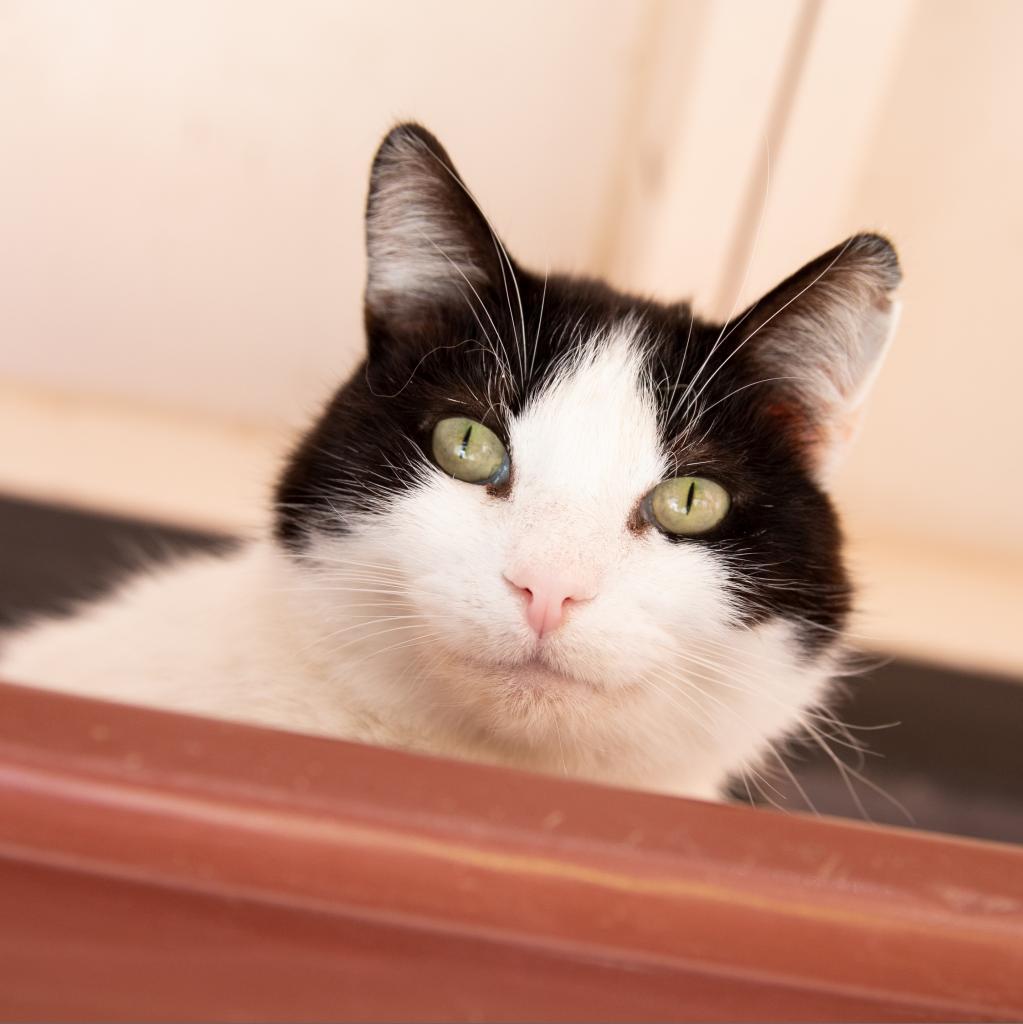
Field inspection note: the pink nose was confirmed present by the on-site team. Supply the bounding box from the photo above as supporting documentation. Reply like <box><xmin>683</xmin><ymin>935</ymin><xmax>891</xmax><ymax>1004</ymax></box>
<box><xmin>505</xmin><ymin>570</ymin><xmax>591</xmax><ymax>638</ymax></box>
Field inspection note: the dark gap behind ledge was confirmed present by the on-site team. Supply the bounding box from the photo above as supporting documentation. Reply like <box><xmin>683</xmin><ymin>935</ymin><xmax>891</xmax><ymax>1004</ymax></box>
<box><xmin>0</xmin><ymin>492</ymin><xmax>1020</xmax><ymax>845</ymax></box>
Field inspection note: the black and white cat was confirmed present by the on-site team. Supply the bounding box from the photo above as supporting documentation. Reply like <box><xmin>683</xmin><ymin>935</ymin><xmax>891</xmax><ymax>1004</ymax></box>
<box><xmin>1</xmin><ymin>124</ymin><xmax>901</xmax><ymax>799</ymax></box>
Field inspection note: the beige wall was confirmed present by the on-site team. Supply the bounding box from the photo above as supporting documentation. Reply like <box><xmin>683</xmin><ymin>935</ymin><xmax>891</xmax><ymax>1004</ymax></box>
<box><xmin>0</xmin><ymin>0</ymin><xmax>653</xmax><ymax>424</ymax></box>
<box><xmin>835</xmin><ymin>0</ymin><xmax>1023</xmax><ymax>558</ymax></box>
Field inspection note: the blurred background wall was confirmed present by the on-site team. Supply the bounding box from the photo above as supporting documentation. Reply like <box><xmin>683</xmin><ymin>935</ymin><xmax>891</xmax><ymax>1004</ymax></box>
<box><xmin>0</xmin><ymin>0</ymin><xmax>1020</xmax><ymax>675</ymax></box>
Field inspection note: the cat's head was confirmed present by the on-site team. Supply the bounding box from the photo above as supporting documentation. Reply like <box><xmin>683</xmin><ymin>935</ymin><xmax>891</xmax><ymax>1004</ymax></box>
<box><xmin>275</xmin><ymin>124</ymin><xmax>900</xmax><ymax>790</ymax></box>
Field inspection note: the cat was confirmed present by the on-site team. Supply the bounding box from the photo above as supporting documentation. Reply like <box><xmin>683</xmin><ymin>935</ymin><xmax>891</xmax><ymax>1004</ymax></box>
<box><xmin>0</xmin><ymin>123</ymin><xmax>901</xmax><ymax>800</ymax></box>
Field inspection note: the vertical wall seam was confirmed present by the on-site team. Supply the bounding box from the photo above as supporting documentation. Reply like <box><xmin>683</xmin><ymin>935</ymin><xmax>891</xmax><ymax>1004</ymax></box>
<box><xmin>712</xmin><ymin>0</ymin><xmax>824</xmax><ymax>316</ymax></box>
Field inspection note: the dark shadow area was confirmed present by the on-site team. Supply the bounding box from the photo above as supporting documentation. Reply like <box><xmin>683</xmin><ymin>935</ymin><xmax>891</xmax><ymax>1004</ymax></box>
<box><xmin>1</xmin><ymin>493</ymin><xmax>1020</xmax><ymax>844</ymax></box>
<box><xmin>0</xmin><ymin>494</ymin><xmax>235</xmax><ymax>630</ymax></box>
<box><xmin>730</xmin><ymin>663</ymin><xmax>1023</xmax><ymax>844</ymax></box>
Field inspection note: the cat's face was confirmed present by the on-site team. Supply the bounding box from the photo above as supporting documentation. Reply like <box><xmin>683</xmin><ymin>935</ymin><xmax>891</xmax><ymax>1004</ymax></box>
<box><xmin>276</xmin><ymin>125</ymin><xmax>900</xmax><ymax>792</ymax></box>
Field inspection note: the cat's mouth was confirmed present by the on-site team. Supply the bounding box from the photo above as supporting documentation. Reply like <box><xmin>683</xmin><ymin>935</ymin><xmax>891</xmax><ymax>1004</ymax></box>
<box><xmin>496</xmin><ymin>647</ymin><xmax>620</xmax><ymax>696</ymax></box>
<box><xmin>511</xmin><ymin>656</ymin><xmax>597</xmax><ymax>692</ymax></box>
<box><xmin>450</xmin><ymin>642</ymin><xmax>601</xmax><ymax>693</ymax></box>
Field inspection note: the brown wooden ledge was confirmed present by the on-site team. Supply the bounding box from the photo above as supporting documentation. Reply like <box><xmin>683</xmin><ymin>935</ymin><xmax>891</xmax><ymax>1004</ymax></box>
<box><xmin>0</xmin><ymin>679</ymin><xmax>1021</xmax><ymax>1021</ymax></box>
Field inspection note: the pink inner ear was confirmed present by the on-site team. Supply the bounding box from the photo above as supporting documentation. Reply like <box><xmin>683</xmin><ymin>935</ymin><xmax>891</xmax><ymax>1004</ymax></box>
<box><xmin>765</xmin><ymin>401</ymin><xmax>820</xmax><ymax>449</ymax></box>
<box><xmin>766</xmin><ymin>398</ymin><xmax>866</xmax><ymax>482</ymax></box>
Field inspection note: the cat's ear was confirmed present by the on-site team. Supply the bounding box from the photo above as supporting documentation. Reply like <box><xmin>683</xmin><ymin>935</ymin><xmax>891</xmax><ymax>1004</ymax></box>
<box><xmin>735</xmin><ymin>233</ymin><xmax>902</xmax><ymax>482</ymax></box>
<box><xmin>364</xmin><ymin>123</ymin><xmax>502</xmax><ymax>334</ymax></box>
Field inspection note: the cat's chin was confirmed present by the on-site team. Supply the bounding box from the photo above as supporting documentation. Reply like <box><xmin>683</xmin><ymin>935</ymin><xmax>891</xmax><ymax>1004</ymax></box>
<box><xmin>431</xmin><ymin>646</ymin><xmax>649</xmax><ymax>757</ymax></box>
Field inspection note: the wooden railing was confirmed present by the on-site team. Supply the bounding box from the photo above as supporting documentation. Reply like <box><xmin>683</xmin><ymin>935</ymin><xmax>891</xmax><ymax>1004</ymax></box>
<box><xmin>0</xmin><ymin>679</ymin><xmax>1021</xmax><ymax>1021</ymax></box>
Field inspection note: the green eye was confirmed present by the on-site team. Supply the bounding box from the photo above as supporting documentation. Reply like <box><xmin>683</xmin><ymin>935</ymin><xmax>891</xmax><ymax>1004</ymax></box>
<box><xmin>431</xmin><ymin>417</ymin><xmax>510</xmax><ymax>485</ymax></box>
<box><xmin>645</xmin><ymin>476</ymin><xmax>730</xmax><ymax>536</ymax></box>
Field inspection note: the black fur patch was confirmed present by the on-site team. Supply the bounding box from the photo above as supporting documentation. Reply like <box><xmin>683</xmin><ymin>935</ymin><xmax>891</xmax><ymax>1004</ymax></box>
<box><xmin>276</xmin><ymin>123</ymin><xmax>900</xmax><ymax>656</ymax></box>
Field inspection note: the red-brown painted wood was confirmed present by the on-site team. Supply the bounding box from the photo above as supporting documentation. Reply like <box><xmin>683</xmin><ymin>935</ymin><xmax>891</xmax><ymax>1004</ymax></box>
<box><xmin>0</xmin><ymin>680</ymin><xmax>1020</xmax><ymax>1021</ymax></box>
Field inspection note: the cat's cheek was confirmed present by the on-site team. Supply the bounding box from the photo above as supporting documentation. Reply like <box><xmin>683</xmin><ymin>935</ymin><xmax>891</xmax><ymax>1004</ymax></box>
<box><xmin>628</xmin><ymin>544</ymin><xmax>738</xmax><ymax>633</ymax></box>
<box><xmin>383</xmin><ymin>479</ymin><xmax>528</xmax><ymax>643</ymax></box>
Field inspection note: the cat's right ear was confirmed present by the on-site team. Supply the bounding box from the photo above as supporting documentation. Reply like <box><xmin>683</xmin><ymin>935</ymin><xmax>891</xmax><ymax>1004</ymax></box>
<box><xmin>732</xmin><ymin>233</ymin><xmax>902</xmax><ymax>483</ymax></box>
<box><xmin>364</xmin><ymin>123</ymin><xmax>502</xmax><ymax>341</ymax></box>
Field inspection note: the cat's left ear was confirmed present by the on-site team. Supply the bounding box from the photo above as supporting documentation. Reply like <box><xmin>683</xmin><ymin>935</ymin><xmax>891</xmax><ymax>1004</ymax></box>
<box><xmin>364</xmin><ymin>123</ymin><xmax>503</xmax><ymax>338</ymax></box>
<box><xmin>735</xmin><ymin>233</ymin><xmax>902</xmax><ymax>482</ymax></box>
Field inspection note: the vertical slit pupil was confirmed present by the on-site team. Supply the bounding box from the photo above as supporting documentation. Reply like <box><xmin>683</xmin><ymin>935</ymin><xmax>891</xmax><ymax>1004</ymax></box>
<box><xmin>685</xmin><ymin>480</ymin><xmax>696</xmax><ymax>515</ymax></box>
<box><xmin>458</xmin><ymin>424</ymin><xmax>473</xmax><ymax>459</ymax></box>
